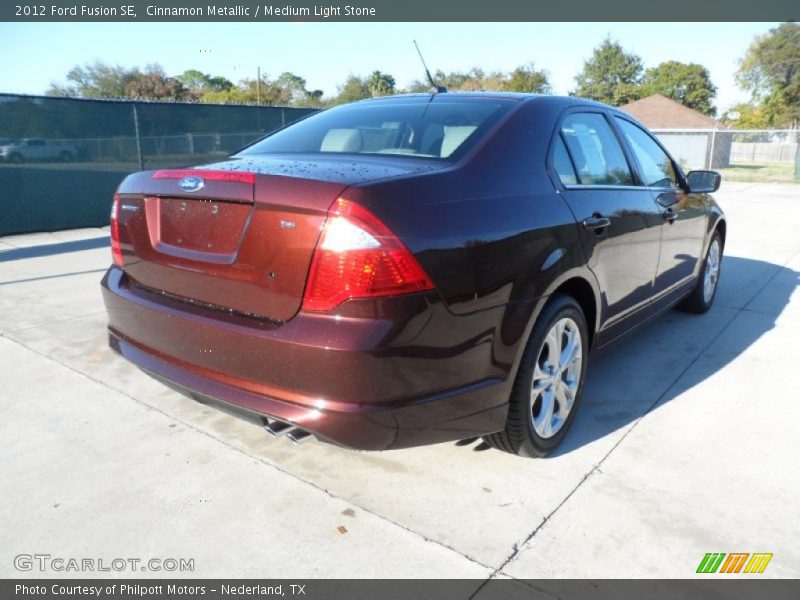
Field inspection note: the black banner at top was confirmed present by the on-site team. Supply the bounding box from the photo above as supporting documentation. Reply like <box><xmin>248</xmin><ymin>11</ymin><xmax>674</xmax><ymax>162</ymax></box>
<box><xmin>2</xmin><ymin>0</ymin><xmax>798</xmax><ymax>22</ymax></box>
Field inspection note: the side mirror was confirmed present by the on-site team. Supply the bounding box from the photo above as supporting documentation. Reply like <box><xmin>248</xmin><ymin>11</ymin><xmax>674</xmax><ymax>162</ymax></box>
<box><xmin>686</xmin><ymin>170</ymin><xmax>721</xmax><ymax>193</ymax></box>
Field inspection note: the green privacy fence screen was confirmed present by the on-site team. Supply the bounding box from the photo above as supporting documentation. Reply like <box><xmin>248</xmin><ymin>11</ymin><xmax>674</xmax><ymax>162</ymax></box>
<box><xmin>0</xmin><ymin>94</ymin><xmax>318</xmax><ymax>236</ymax></box>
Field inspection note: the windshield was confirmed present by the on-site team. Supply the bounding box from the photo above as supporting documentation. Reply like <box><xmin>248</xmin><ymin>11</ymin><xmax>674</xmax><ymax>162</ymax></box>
<box><xmin>239</xmin><ymin>97</ymin><xmax>516</xmax><ymax>161</ymax></box>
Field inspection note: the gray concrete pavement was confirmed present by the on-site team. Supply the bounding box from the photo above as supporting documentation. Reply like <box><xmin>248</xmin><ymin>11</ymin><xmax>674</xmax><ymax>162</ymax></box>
<box><xmin>1</xmin><ymin>183</ymin><xmax>798</xmax><ymax>579</ymax></box>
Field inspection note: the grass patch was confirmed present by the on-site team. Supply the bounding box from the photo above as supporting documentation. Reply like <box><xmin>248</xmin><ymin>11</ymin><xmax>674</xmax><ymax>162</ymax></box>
<box><xmin>718</xmin><ymin>162</ymin><xmax>798</xmax><ymax>184</ymax></box>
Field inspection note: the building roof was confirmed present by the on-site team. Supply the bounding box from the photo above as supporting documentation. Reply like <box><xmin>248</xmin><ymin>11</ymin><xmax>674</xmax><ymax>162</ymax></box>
<box><xmin>620</xmin><ymin>94</ymin><xmax>724</xmax><ymax>129</ymax></box>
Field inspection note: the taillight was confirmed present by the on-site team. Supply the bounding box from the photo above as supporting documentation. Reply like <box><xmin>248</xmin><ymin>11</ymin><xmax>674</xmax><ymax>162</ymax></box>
<box><xmin>302</xmin><ymin>198</ymin><xmax>434</xmax><ymax>312</ymax></box>
<box><xmin>110</xmin><ymin>193</ymin><xmax>123</xmax><ymax>267</ymax></box>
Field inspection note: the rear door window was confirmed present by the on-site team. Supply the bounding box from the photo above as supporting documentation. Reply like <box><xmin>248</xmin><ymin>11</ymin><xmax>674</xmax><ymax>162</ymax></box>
<box><xmin>559</xmin><ymin>113</ymin><xmax>634</xmax><ymax>186</ymax></box>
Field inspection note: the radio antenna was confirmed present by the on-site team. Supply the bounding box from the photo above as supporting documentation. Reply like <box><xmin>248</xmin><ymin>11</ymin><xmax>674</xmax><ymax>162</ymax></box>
<box><xmin>413</xmin><ymin>40</ymin><xmax>447</xmax><ymax>94</ymax></box>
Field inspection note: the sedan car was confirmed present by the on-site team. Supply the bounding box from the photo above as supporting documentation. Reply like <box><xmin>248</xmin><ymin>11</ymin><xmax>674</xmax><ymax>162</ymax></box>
<box><xmin>101</xmin><ymin>93</ymin><xmax>725</xmax><ymax>457</ymax></box>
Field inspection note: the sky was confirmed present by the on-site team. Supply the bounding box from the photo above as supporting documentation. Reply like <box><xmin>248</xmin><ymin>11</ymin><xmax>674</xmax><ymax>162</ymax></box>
<box><xmin>0</xmin><ymin>22</ymin><xmax>779</xmax><ymax>112</ymax></box>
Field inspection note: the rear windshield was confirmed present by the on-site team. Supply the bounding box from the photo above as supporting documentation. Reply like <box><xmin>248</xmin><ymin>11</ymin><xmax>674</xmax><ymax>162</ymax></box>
<box><xmin>239</xmin><ymin>97</ymin><xmax>515</xmax><ymax>161</ymax></box>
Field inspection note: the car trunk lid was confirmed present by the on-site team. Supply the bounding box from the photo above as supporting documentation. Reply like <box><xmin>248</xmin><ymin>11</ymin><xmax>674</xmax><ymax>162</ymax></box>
<box><xmin>115</xmin><ymin>169</ymin><xmax>348</xmax><ymax>322</ymax></box>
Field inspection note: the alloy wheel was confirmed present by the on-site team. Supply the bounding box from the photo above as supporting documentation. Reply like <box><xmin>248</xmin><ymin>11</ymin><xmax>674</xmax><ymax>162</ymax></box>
<box><xmin>530</xmin><ymin>317</ymin><xmax>583</xmax><ymax>439</ymax></box>
<box><xmin>703</xmin><ymin>239</ymin><xmax>721</xmax><ymax>304</ymax></box>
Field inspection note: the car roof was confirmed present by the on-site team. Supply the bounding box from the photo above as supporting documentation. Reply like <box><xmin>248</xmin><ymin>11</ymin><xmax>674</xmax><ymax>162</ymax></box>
<box><xmin>354</xmin><ymin>92</ymin><xmax>618</xmax><ymax>112</ymax></box>
<box><xmin>346</xmin><ymin>93</ymin><xmax>655</xmax><ymax>145</ymax></box>
<box><xmin>373</xmin><ymin>92</ymin><xmax>539</xmax><ymax>101</ymax></box>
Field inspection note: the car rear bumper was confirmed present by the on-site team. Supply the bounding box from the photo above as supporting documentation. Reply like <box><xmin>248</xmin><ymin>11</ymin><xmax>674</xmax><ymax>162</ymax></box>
<box><xmin>101</xmin><ymin>267</ymin><xmax>512</xmax><ymax>450</ymax></box>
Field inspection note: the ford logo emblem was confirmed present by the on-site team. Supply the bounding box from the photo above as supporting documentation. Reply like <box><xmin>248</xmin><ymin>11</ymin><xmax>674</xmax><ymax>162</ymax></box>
<box><xmin>178</xmin><ymin>176</ymin><xmax>205</xmax><ymax>193</ymax></box>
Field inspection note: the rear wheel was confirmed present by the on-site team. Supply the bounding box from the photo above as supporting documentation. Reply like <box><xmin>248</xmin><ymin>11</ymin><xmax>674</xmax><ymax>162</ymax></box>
<box><xmin>678</xmin><ymin>231</ymin><xmax>722</xmax><ymax>314</ymax></box>
<box><xmin>484</xmin><ymin>294</ymin><xmax>589</xmax><ymax>457</ymax></box>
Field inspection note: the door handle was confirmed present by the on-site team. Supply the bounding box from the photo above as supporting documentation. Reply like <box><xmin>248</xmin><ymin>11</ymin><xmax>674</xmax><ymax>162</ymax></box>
<box><xmin>662</xmin><ymin>208</ymin><xmax>678</xmax><ymax>224</ymax></box>
<box><xmin>582</xmin><ymin>215</ymin><xmax>611</xmax><ymax>231</ymax></box>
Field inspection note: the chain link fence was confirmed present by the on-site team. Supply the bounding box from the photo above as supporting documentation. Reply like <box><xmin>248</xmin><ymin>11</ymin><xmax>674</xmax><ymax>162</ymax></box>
<box><xmin>0</xmin><ymin>94</ymin><xmax>318</xmax><ymax>236</ymax></box>
<box><xmin>652</xmin><ymin>128</ymin><xmax>800</xmax><ymax>184</ymax></box>
<box><xmin>3</xmin><ymin>101</ymin><xmax>797</xmax><ymax>237</ymax></box>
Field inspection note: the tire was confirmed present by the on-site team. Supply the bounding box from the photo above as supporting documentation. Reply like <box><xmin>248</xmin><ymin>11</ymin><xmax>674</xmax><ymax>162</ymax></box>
<box><xmin>484</xmin><ymin>294</ymin><xmax>589</xmax><ymax>457</ymax></box>
<box><xmin>9</xmin><ymin>153</ymin><xmax>23</xmax><ymax>164</ymax></box>
<box><xmin>677</xmin><ymin>231</ymin><xmax>722</xmax><ymax>314</ymax></box>
<box><xmin>60</xmin><ymin>151</ymin><xmax>72</xmax><ymax>162</ymax></box>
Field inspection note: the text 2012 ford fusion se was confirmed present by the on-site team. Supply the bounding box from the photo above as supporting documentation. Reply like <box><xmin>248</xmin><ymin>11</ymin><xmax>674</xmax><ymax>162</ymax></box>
<box><xmin>101</xmin><ymin>93</ymin><xmax>725</xmax><ymax>457</ymax></box>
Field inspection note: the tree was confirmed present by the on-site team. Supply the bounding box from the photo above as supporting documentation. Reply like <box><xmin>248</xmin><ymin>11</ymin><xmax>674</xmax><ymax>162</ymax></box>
<box><xmin>721</xmin><ymin>102</ymin><xmax>770</xmax><ymax>129</ymax></box>
<box><xmin>204</xmin><ymin>76</ymin><xmax>279</xmax><ymax>105</ymax></box>
<box><xmin>303</xmin><ymin>89</ymin><xmax>325</xmax><ymax>108</ymax></box>
<box><xmin>128</xmin><ymin>73</ymin><xmax>190</xmax><ymax>101</ymax></box>
<box><xmin>128</xmin><ymin>65</ymin><xmax>190</xmax><ymax>101</ymax></box>
<box><xmin>200</xmin><ymin>87</ymin><xmax>250</xmax><ymax>105</ymax></box>
<box><xmin>197</xmin><ymin>72</ymin><xmax>324</xmax><ymax>107</ymax></box>
<box><xmin>640</xmin><ymin>61</ymin><xmax>717</xmax><ymax>115</ymax></box>
<box><xmin>736</xmin><ymin>22</ymin><xmax>800</xmax><ymax>127</ymax></box>
<box><xmin>205</xmin><ymin>76</ymin><xmax>234</xmax><ymax>93</ymax></box>
<box><xmin>573</xmin><ymin>38</ymin><xmax>643</xmax><ymax>105</ymax></box>
<box><xmin>506</xmin><ymin>63</ymin><xmax>551</xmax><ymax>94</ymax></box>
<box><xmin>178</xmin><ymin>69</ymin><xmax>233</xmax><ymax>94</ymax></box>
<box><xmin>48</xmin><ymin>61</ymin><xmax>194</xmax><ymax>101</ymax></box>
<box><xmin>405</xmin><ymin>79</ymin><xmax>433</xmax><ymax>93</ymax></box>
<box><xmin>329</xmin><ymin>71</ymin><xmax>396</xmax><ymax>103</ymax></box>
<box><xmin>333</xmin><ymin>75</ymin><xmax>372</xmax><ymax>104</ymax></box>
<box><xmin>47</xmin><ymin>61</ymin><xmax>140</xmax><ymax>99</ymax></box>
<box><xmin>273</xmin><ymin>72</ymin><xmax>324</xmax><ymax>107</ymax></box>
<box><xmin>366</xmin><ymin>71</ymin><xmax>396</xmax><ymax>97</ymax></box>
<box><xmin>177</xmin><ymin>69</ymin><xmax>210</xmax><ymax>92</ymax></box>
<box><xmin>406</xmin><ymin>68</ymin><xmax>483</xmax><ymax>92</ymax></box>
<box><xmin>405</xmin><ymin>64</ymin><xmax>551</xmax><ymax>94</ymax></box>
<box><xmin>437</xmin><ymin>68</ymin><xmax>479</xmax><ymax>90</ymax></box>
<box><xmin>239</xmin><ymin>76</ymin><xmax>291</xmax><ymax>105</ymax></box>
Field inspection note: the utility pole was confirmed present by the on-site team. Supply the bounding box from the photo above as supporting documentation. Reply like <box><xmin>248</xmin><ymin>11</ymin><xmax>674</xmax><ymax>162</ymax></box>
<box><xmin>708</xmin><ymin>128</ymin><xmax>717</xmax><ymax>170</ymax></box>
<box><xmin>256</xmin><ymin>66</ymin><xmax>261</xmax><ymax>105</ymax></box>
<box><xmin>132</xmin><ymin>103</ymin><xmax>144</xmax><ymax>170</ymax></box>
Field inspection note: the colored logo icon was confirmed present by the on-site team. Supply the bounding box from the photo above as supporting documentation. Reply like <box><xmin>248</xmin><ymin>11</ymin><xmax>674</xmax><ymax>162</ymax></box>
<box><xmin>697</xmin><ymin>552</ymin><xmax>773</xmax><ymax>574</ymax></box>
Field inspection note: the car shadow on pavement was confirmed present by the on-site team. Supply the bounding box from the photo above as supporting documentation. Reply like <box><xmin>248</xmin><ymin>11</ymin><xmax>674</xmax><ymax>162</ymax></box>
<box><xmin>547</xmin><ymin>255</ymin><xmax>797</xmax><ymax>458</ymax></box>
<box><xmin>453</xmin><ymin>255</ymin><xmax>797</xmax><ymax>456</ymax></box>
<box><xmin>0</xmin><ymin>236</ymin><xmax>109</xmax><ymax>261</ymax></box>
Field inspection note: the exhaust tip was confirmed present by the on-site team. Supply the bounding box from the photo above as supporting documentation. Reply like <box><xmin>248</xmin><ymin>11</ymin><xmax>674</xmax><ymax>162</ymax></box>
<box><xmin>262</xmin><ymin>418</ymin><xmax>314</xmax><ymax>445</ymax></box>
<box><xmin>287</xmin><ymin>429</ymin><xmax>313</xmax><ymax>445</ymax></box>
<box><xmin>262</xmin><ymin>418</ymin><xmax>292</xmax><ymax>437</ymax></box>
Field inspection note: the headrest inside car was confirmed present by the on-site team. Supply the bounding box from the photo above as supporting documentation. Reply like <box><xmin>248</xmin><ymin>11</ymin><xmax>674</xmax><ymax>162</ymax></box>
<box><xmin>321</xmin><ymin>129</ymin><xmax>363</xmax><ymax>153</ymax></box>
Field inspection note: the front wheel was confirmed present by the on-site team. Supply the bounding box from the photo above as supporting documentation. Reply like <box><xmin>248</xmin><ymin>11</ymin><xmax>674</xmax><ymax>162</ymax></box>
<box><xmin>484</xmin><ymin>294</ymin><xmax>589</xmax><ymax>457</ymax></box>
<box><xmin>678</xmin><ymin>231</ymin><xmax>722</xmax><ymax>314</ymax></box>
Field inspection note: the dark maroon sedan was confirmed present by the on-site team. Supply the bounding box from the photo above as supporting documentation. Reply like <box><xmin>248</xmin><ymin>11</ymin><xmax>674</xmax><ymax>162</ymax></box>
<box><xmin>102</xmin><ymin>93</ymin><xmax>725</xmax><ymax>457</ymax></box>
